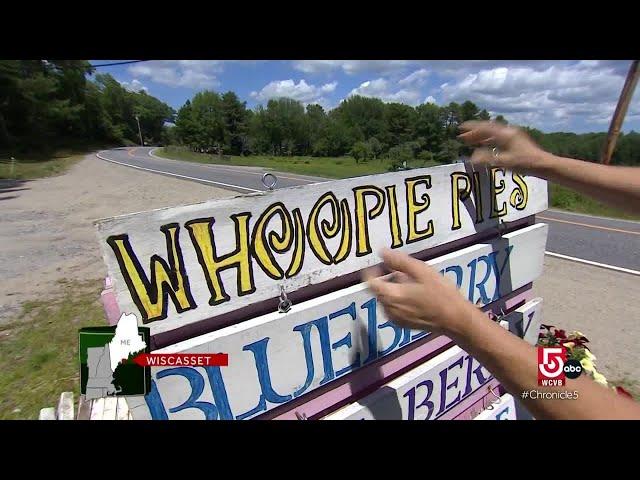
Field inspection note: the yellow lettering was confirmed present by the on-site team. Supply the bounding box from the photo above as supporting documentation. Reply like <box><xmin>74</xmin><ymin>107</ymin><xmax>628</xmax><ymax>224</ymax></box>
<box><xmin>405</xmin><ymin>176</ymin><xmax>434</xmax><ymax>243</ymax></box>
<box><xmin>307</xmin><ymin>193</ymin><xmax>341</xmax><ymax>265</ymax></box>
<box><xmin>334</xmin><ymin>199</ymin><xmax>353</xmax><ymax>263</ymax></box>
<box><xmin>385</xmin><ymin>185</ymin><xmax>403</xmax><ymax>248</ymax></box>
<box><xmin>353</xmin><ymin>186</ymin><xmax>386</xmax><ymax>256</ymax></box>
<box><xmin>450</xmin><ymin>172</ymin><xmax>472</xmax><ymax>230</ymax></box>
<box><xmin>185</xmin><ymin>214</ymin><xmax>255</xmax><ymax>306</ymax></box>
<box><xmin>472</xmin><ymin>171</ymin><xmax>484</xmax><ymax>224</ymax></box>
<box><xmin>285</xmin><ymin>208</ymin><xmax>305</xmax><ymax>277</ymax></box>
<box><xmin>252</xmin><ymin>203</ymin><xmax>294</xmax><ymax>280</ymax></box>
<box><xmin>106</xmin><ymin>224</ymin><xmax>196</xmax><ymax>323</ymax></box>
<box><xmin>490</xmin><ymin>168</ymin><xmax>507</xmax><ymax>218</ymax></box>
<box><xmin>509</xmin><ymin>172</ymin><xmax>529</xmax><ymax>210</ymax></box>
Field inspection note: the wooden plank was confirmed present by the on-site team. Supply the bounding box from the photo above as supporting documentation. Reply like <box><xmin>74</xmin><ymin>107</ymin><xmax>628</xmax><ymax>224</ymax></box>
<box><xmin>90</xmin><ymin>397</ymin><xmax>105</xmax><ymax>420</ymax></box>
<box><xmin>102</xmin><ymin>397</ymin><xmax>118</xmax><ymax>420</ymax></box>
<box><xmin>125</xmin><ymin>223</ymin><xmax>546</xmax><ymax>420</ymax></box>
<box><xmin>39</xmin><ymin>407</ymin><xmax>56</xmax><ymax>420</ymax></box>
<box><xmin>116</xmin><ymin>397</ymin><xmax>131</xmax><ymax>421</ymax></box>
<box><xmin>322</xmin><ymin>345</ymin><xmax>496</xmax><ymax>420</ymax></box>
<box><xmin>501</xmin><ymin>297</ymin><xmax>543</xmax><ymax>345</ymax></box>
<box><xmin>271</xmin><ymin>285</ymin><xmax>532</xmax><ymax>420</ymax></box>
<box><xmin>76</xmin><ymin>395</ymin><xmax>93</xmax><ymax>420</ymax></box>
<box><xmin>474</xmin><ymin>393</ymin><xmax>517</xmax><ymax>420</ymax></box>
<box><xmin>452</xmin><ymin>398</ymin><xmax>486</xmax><ymax>420</ymax></box>
<box><xmin>95</xmin><ymin>164</ymin><xmax>547</xmax><ymax>338</ymax></box>
<box><xmin>57</xmin><ymin>392</ymin><xmax>74</xmax><ymax>420</ymax></box>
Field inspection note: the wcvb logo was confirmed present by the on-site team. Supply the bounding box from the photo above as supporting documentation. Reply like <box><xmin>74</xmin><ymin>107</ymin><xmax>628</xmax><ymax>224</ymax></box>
<box><xmin>537</xmin><ymin>347</ymin><xmax>567</xmax><ymax>386</ymax></box>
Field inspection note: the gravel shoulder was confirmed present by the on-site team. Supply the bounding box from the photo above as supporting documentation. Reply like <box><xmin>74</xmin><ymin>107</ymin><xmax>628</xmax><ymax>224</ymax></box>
<box><xmin>534</xmin><ymin>256</ymin><xmax>640</xmax><ymax>394</ymax></box>
<box><xmin>0</xmin><ymin>153</ymin><xmax>231</xmax><ymax>324</ymax></box>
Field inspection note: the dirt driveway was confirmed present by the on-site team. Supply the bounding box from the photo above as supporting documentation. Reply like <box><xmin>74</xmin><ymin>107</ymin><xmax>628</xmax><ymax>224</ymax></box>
<box><xmin>0</xmin><ymin>153</ymin><xmax>231</xmax><ymax>324</ymax></box>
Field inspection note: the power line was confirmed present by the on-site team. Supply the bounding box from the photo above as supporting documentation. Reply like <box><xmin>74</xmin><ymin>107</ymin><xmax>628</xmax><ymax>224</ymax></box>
<box><xmin>90</xmin><ymin>60</ymin><xmax>149</xmax><ymax>68</ymax></box>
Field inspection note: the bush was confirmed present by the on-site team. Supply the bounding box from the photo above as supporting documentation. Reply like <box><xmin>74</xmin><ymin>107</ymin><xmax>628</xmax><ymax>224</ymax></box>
<box><xmin>387</xmin><ymin>144</ymin><xmax>413</xmax><ymax>170</ymax></box>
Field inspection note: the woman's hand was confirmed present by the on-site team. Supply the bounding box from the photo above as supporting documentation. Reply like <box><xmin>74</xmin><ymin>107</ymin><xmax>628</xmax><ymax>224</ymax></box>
<box><xmin>458</xmin><ymin>120</ymin><xmax>550</xmax><ymax>174</ymax></box>
<box><xmin>362</xmin><ymin>248</ymin><xmax>475</xmax><ymax>336</ymax></box>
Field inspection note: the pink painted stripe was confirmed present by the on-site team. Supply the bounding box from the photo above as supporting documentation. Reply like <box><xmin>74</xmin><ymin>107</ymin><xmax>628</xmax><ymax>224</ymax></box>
<box><xmin>271</xmin><ymin>287</ymin><xmax>532</xmax><ymax>420</ymax></box>
<box><xmin>440</xmin><ymin>379</ymin><xmax>500</xmax><ymax>420</ymax></box>
<box><xmin>452</xmin><ymin>398</ymin><xmax>486</xmax><ymax>421</ymax></box>
<box><xmin>100</xmin><ymin>277</ymin><xmax>121</xmax><ymax>326</ymax></box>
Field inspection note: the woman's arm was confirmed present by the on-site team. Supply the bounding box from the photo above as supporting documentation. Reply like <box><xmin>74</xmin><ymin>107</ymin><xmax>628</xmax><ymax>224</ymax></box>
<box><xmin>458</xmin><ymin>121</ymin><xmax>640</xmax><ymax>215</ymax></box>
<box><xmin>364</xmin><ymin>248</ymin><xmax>640</xmax><ymax>420</ymax></box>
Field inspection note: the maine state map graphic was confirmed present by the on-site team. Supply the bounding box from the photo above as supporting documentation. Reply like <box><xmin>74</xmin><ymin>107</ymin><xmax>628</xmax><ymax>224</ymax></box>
<box><xmin>79</xmin><ymin>313</ymin><xmax>151</xmax><ymax>399</ymax></box>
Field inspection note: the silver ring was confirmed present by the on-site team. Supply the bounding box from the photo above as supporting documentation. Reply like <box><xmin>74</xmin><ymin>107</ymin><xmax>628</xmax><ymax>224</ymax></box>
<box><xmin>492</xmin><ymin>147</ymin><xmax>500</xmax><ymax>159</ymax></box>
<box><xmin>262</xmin><ymin>173</ymin><xmax>278</xmax><ymax>191</ymax></box>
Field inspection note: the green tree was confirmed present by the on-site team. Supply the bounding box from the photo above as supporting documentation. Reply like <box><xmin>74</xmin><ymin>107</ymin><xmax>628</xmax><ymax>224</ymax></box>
<box><xmin>385</xmin><ymin>103</ymin><xmax>417</xmax><ymax>147</ymax></box>
<box><xmin>351</xmin><ymin>141</ymin><xmax>373</xmax><ymax>163</ymax></box>
<box><xmin>221</xmin><ymin>91</ymin><xmax>248</xmax><ymax>155</ymax></box>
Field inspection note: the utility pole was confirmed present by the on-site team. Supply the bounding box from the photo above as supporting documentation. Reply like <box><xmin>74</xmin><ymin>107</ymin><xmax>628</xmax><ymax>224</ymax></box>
<box><xmin>601</xmin><ymin>60</ymin><xmax>639</xmax><ymax>165</ymax></box>
<box><xmin>135</xmin><ymin>115</ymin><xmax>144</xmax><ymax>146</ymax></box>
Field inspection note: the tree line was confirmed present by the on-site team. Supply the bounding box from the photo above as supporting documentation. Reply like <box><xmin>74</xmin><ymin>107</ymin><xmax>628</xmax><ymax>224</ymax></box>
<box><xmin>171</xmin><ymin>90</ymin><xmax>640</xmax><ymax>167</ymax></box>
<box><xmin>0</xmin><ymin>60</ymin><xmax>174</xmax><ymax>154</ymax></box>
<box><xmin>1</xmin><ymin>61</ymin><xmax>638</xmax><ymax>166</ymax></box>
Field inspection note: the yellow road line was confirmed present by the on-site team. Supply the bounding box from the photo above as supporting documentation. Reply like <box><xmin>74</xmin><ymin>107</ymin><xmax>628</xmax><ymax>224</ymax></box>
<box><xmin>537</xmin><ymin>215</ymin><xmax>640</xmax><ymax>236</ymax></box>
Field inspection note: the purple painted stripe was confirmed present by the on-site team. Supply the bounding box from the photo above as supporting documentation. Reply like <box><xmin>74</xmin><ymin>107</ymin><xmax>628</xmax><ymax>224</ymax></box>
<box><xmin>270</xmin><ymin>286</ymin><xmax>533</xmax><ymax>420</ymax></box>
<box><xmin>452</xmin><ymin>398</ymin><xmax>486</xmax><ymax>421</ymax></box>
<box><xmin>441</xmin><ymin>380</ymin><xmax>500</xmax><ymax>420</ymax></box>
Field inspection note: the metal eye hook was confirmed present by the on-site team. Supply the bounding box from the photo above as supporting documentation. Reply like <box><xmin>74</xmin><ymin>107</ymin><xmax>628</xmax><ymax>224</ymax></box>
<box><xmin>278</xmin><ymin>285</ymin><xmax>292</xmax><ymax>314</ymax></box>
<box><xmin>262</xmin><ymin>172</ymin><xmax>278</xmax><ymax>191</ymax></box>
<box><xmin>485</xmin><ymin>385</ymin><xmax>502</xmax><ymax>410</ymax></box>
<box><xmin>498</xmin><ymin>219</ymin><xmax>507</xmax><ymax>237</ymax></box>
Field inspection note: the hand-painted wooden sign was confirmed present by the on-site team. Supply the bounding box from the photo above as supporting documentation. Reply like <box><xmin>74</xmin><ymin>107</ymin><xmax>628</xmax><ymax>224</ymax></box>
<box><xmin>122</xmin><ymin>224</ymin><xmax>547</xmax><ymax>420</ymax></box>
<box><xmin>322</xmin><ymin>345</ymin><xmax>494</xmax><ymax>420</ymax></box>
<box><xmin>473</xmin><ymin>393</ymin><xmax>516</xmax><ymax>420</ymax></box>
<box><xmin>501</xmin><ymin>297</ymin><xmax>543</xmax><ymax>345</ymax></box>
<box><xmin>324</xmin><ymin>298</ymin><xmax>543</xmax><ymax>421</ymax></box>
<box><xmin>95</xmin><ymin>164</ymin><xmax>547</xmax><ymax>337</ymax></box>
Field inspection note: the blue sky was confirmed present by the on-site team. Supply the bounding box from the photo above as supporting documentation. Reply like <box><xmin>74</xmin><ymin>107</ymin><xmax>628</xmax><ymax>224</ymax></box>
<box><xmin>90</xmin><ymin>60</ymin><xmax>640</xmax><ymax>133</ymax></box>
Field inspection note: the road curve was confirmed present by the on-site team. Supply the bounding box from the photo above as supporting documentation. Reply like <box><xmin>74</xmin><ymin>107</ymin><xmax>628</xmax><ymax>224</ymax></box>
<box><xmin>96</xmin><ymin>147</ymin><xmax>640</xmax><ymax>272</ymax></box>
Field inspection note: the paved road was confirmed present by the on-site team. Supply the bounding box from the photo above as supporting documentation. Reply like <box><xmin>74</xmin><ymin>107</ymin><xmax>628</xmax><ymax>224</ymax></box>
<box><xmin>97</xmin><ymin>147</ymin><xmax>640</xmax><ymax>272</ymax></box>
<box><xmin>97</xmin><ymin>147</ymin><xmax>327</xmax><ymax>193</ymax></box>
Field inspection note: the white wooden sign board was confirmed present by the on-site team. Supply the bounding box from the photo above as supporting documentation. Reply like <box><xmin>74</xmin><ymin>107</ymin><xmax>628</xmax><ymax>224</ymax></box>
<box><xmin>474</xmin><ymin>393</ymin><xmax>517</xmax><ymax>420</ymax></box>
<box><xmin>323</xmin><ymin>345</ymin><xmax>493</xmax><ymax>420</ymax></box>
<box><xmin>95</xmin><ymin>164</ymin><xmax>547</xmax><ymax>337</ymax></box>
<box><xmin>123</xmin><ymin>223</ymin><xmax>547</xmax><ymax>420</ymax></box>
<box><xmin>325</xmin><ymin>298</ymin><xmax>541</xmax><ymax>420</ymax></box>
<box><xmin>501</xmin><ymin>297</ymin><xmax>544</xmax><ymax>345</ymax></box>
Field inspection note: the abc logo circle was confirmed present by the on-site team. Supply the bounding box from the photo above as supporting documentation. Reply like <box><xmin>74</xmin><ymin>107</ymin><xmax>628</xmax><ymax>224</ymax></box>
<box><xmin>564</xmin><ymin>359</ymin><xmax>583</xmax><ymax>379</ymax></box>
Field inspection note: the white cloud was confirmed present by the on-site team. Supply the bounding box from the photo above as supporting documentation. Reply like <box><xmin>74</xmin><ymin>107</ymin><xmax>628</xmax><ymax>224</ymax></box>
<box><xmin>250</xmin><ymin>79</ymin><xmax>338</xmax><ymax>108</ymax></box>
<box><xmin>128</xmin><ymin>60</ymin><xmax>223</xmax><ymax>89</ymax></box>
<box><xmin>424</xmin><ymin>95</ymin><xmax>437</xmax><ymax>104</ymax></box>
<box><xmin>293</xmin><ymin>60</ymin><xmax>411</xmax><ymax>75</ymax></box>
<box><xmin>439</xmin><ymin>62</ymin><xmax>630</xmax><ymax>130</ymax></box>
<box><xmin>120</xmin><ymin>78</ymin><xmax>148</xmax><ymax>93</ymax></box>
<box><xmin>347</xmin><ymin>78</ymin><xmax>423</xmax><ymax>106</ymax></box>
<box><xmin>399</xmin><ymin>69</ymin><xmax>430</xmax><ymax>86</ymax></box>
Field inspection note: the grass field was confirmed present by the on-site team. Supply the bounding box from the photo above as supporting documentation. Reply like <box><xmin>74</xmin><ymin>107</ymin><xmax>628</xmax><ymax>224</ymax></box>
<box><xmin>0</xmin><ymin>154</ymin><xmax>84</xmax><ymax>180</ymax></box>
<box><xmin>0</xmin><ymin>279</ymin><xmax>105</xmax><ymax>419</ymax></box>
<box><xmin>549</xmin><ymin>183</ymin><xmax>640</xmax><ymax>220</ymax></box>
<box><xmin>158</xmin><ymin>147</ymin><xmax>639</xmax><ymax>221</ymax></box>
<box><xmin>156</xmin><ymin>146</ymin><xmax>438</xmax><ymax>179</ymax></box>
